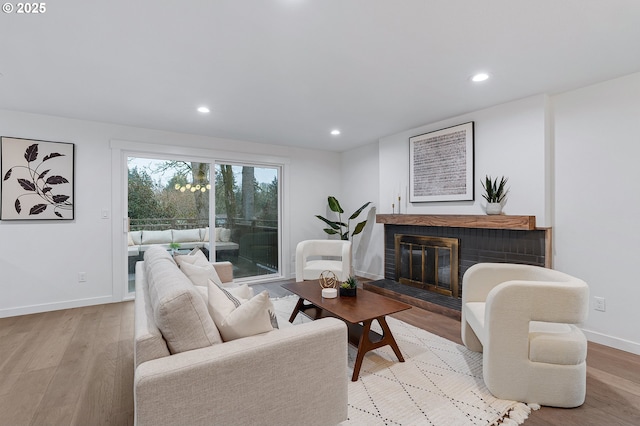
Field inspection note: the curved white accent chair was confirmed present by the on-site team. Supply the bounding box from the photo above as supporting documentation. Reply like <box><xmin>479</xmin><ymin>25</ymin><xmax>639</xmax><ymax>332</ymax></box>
<box><xmin>295</xmin><ymin>240</ymin><xmax>352</xmax><ymax>282</ymax></box>
<box><xmin>461</xmin><ymin>263</ymin><xmax>589</xmax><ymax>408</ymax></box>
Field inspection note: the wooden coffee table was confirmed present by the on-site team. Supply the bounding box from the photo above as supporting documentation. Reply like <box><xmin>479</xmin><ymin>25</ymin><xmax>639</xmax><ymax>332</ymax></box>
<box><xmin>282</xmin><ymin>281</ymin><xmax>412</xmax><ymax>381</ymax></box>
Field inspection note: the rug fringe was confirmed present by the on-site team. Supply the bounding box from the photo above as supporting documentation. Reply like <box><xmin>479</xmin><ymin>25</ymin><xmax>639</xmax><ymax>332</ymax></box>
<box><xmin>269</xmin><ymin>294</ymin><xmax>297</xmax><ymax>301</ymax></box>
<box><xmin>492</xmin><ymin>402</ymin><xmax>540</xmax><ymax>425</ymax></box>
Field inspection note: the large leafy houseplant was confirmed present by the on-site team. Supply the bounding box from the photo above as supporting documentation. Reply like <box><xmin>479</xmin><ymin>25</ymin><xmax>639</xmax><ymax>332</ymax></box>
<box><xmin>316</xmin><ymin>196</ymin><xmax>371</xmax><ymax>240</ymax></box>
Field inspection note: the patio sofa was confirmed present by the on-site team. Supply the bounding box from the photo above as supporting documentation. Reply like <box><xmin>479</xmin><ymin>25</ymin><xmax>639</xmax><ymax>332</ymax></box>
<box><xmin>128</xmin><ymin>227</ymin><xmax>239</xmax><ymax>257</ymax></box>
<box><xmin>134</xmin><ymin>246</ymin><xmax>348</xmax><ymax>426</ymax></box>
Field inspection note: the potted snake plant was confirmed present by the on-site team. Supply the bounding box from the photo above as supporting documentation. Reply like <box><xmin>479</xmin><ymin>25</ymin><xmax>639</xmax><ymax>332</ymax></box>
<box><xmin>481</xmin><ymin>175</ymin><xmax>509</xmax><ymax>215</ymax></box>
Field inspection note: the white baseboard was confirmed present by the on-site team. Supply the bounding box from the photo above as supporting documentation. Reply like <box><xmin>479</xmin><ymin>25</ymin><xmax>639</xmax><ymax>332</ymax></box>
<box><xmin>0</xmin><ymin>296</ymin><xmax>116</xmax><ymax>318</ymax></box>
<box><xmin>582</xmin><ymin>329</ymin><xmax>640</xmax><ymax>356</ymax></box>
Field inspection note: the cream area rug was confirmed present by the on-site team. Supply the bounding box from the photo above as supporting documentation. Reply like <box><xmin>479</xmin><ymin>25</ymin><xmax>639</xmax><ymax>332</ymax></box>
<box><xmin>272</xmin><ymin>295</ymin><xmax>536</xmax><ymax>426</ymax></box>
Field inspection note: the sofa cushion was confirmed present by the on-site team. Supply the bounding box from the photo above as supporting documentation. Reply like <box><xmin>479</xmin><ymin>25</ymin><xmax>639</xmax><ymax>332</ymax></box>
<box><xmin>144</xmin><ymin>246</ymin><xmax>222</xmax><ymax>353</ymax></box>
<box><xmin>142</xmin><ymin>229</ymin><xmax>173</xmax><ymax>245</ymax></box>
<box><xmin>529</xmin><ymin>322</ymin><xmax>587</xmax><ymax>365</ymax></box>
<box><xmin>207</xmin><ymin>281</ymin><xmax>277</xmax><ymax>342</ymax></box>
<box><xmin>144</xmin><ymin>245</ymin><xmax>175</xmax><ymax>267</ymax></box>
<box><xmin>134</xmin><ymin>261</ymin><xmax>171</xmax><ymax>367</ymax></box>
<box><xmin>172</xmin><ymin>228</ymin><xmax>202</xmax><ymax>243</ymax></box>
<box><xmin>302</xmin><ymin>260</ymin><xmax>346</xmax><ymax>281</ymax></box>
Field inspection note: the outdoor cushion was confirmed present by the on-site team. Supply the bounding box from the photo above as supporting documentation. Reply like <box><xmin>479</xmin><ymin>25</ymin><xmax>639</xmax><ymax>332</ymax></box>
<box><xmin>172</xmin><ymin>228</ymin><xmax>202</xmax><ymax>243</ymax></box>
<box><xmin>142</xmin><ymin>229</ymin><xmax>173</xmax><ymax>245</ymax></box>
<box><xmin>200</xmin><ymin>227</ymin><xmax>210</xmax><ymax>242</ymax></box>
<box><xmin>220</xmin><ymin>228</ymin><xmax>231</xmax><ymax>242</ymax></box>
<box><xmin>130</xmin><ymin>230</ymin><xmax>142</xmax><ymax>245</ymax></box>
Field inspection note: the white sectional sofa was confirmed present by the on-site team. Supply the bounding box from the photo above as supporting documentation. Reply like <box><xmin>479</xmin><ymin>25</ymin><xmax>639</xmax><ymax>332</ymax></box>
<box><xmin>134</xmin><ymin>246</ymin><xmax>348</xmax><ymax>426</ymax></box>
<box><xmin>128</xmin><ymin>227</ymin><xmax>239</xmax><ymax>257</ymax></box>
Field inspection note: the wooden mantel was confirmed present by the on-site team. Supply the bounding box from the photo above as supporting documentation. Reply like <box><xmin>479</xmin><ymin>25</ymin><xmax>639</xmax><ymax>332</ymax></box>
<box><xmin>376</xmin><ymin>214</ymin><xmax>538</xmax><ymax>230</ymax></box>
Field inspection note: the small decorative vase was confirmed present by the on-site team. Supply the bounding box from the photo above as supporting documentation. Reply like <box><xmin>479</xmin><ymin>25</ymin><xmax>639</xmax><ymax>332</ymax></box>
<box><xmin>340</xmin><ymin>287</ymin><xmax>357</xmax><ymax>297</ymax></box>
<box><xmin>486</xmin><ymin>203</ymin><xmax>502</xmax><ymax>215</ymax></box>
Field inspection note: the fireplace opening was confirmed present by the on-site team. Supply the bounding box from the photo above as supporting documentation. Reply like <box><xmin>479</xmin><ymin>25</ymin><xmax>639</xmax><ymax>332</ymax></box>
<box><xmin>394</xmin><ymin>234</ymin><xmax>459</xmax><ymax>298</ymax></box>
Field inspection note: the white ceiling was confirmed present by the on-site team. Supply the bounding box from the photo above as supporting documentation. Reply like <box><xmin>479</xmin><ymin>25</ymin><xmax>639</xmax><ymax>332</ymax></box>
<box><xmin>1</xmin><ymin>1</ymin><xmax>639</xmax><ymax>152</ymax></box>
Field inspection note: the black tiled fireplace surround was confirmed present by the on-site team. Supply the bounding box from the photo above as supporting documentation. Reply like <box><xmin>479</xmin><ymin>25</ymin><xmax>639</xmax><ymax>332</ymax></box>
<box><xmin>383</xmin><ymin>224</ymin><xmax>548</xmax><ymax>297</ymax></box>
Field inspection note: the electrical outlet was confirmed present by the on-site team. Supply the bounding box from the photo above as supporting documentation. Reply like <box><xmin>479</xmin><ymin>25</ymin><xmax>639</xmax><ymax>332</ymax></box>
<box><xmin>78</xmin><ymin>272</ymin><xmax>87</xmax><ymax>283</ymax></box>
<box><xmin>594</xmin><ymin>296</ymin><xmax>606</xmax><ymax>312</ymax></box>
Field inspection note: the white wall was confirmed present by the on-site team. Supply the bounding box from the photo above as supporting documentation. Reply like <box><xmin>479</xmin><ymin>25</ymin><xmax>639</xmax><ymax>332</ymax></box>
<box><xmin>341</xmin><ymin>142</ymin><xmax>381</xmax><ymax>279</ymax></box>
<box><xmin>0</xmin><ymin>109</ymin><xmax>340</xmax><ymax>317</ymax></box>
<box><xmin>553</xmin><ymin>72</ymin><xmax>640</xmax><ymax>354</ymax></box>
<box><xmin>378</xmin><ymin>95</ymin><xmax>550</xmax><ymax>223</ymax></box>
<box><xmin>341</xmin><ymin>95</ymin><xmax>549</xmax><ymax>280</ymax></box>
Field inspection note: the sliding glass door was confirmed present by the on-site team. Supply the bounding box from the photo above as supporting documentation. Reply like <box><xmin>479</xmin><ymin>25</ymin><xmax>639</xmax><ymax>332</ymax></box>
<box><xmin>127</xmin><ymin>157</ymin><xmax>211</xmax><ymax>292</ymax></box>
<box><xmin>214</xmin><ymin>163</ymin><xmax>280</xmax><ymax>280</ymax></box>
<box><xmin>125</xmin><ymin>156</ymin><xmax>281</xmax><ymax>294</ymax></box>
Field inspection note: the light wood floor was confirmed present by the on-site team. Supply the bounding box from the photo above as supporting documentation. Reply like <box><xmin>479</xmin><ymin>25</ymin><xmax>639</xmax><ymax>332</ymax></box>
<box><xmin>1</xmin><ymin>281</ymin><xmax>639</xmax><ymax>426</ymax></box>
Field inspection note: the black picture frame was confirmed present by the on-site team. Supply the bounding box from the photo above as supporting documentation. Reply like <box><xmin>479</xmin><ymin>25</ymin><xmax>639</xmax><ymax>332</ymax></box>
<box><xmin>409</xmin><ymin>122</ymin><xmax>474</xmax><ymax>202</ymax></box>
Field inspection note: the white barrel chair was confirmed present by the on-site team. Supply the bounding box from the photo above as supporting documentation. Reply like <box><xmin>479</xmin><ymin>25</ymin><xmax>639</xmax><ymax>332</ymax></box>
<box><xmin>461</xmin><ymin>263</ymin><xmax>589</xmax><ymax>407</ymax></box>
<box><xmin>295</xmin><ymin>240</ymin><xmax>352</xmax><ymax>282</ymax></box>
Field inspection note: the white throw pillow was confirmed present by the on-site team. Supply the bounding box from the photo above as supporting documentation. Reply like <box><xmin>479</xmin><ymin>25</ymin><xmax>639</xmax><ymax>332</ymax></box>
<box><xmin>128</xmin><ymin>232</ymin><xmax>135</xmax><ymax>246</ymax></box>
<box><xmin>174</xmin><ymin>249</ymin><xmax>209</xmax><ymax>267</ymax></box>
<box><xmin>180</xmin><ymin>261</ymin><xmax>223</xmax><ymax>287</ymax></box>
<box><xmin>207</xmin><ymin>281</ymin><xmax>278</xmax><ymax>341</ymax></box>
<box><xmin>226</xmin><ymin>283</ymin><xmax>253</xmax><ymax>300</ymax></box>
<box><xmin>194</xmin><ymin>283</ymin><xmax>253</xmax><ymax>303</ymax></box>
<box><xmin>215</xmin><ymin>227</ymin><xmax>222</xmax><ymax>242</ymax></box>
<box><xmin>220</xmin><ymin>228</ymin><xmax>231</xmax><ymax>242</ymax></box>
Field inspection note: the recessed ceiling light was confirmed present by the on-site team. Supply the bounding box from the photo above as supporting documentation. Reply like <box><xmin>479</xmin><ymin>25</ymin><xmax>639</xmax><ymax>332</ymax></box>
<box><xmin>331</xmin><ymin>129</ymin><xmax>341</xmax><ymax>136</ymax></box>
<box><xmin>471</xmin><ymin>73</ymin><xmax>490</xmax><ymax>82</ymax></box>
<box><xmin>197</xmin><ymin>106</ymin><xmax>210</xmax><ymax>113</ymax></box>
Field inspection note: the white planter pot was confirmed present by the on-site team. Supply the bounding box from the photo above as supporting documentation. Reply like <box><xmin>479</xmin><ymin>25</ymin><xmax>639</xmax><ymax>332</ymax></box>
<box><xmin>486</xmin><ymin>203</ymin><xmax>502</xmax><ymax>215</ymax></box>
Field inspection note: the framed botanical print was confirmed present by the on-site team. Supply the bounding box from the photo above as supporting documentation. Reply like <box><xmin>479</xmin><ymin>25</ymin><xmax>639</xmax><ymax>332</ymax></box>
<box><xmin>1</xmin><ymin>137</ymin><xmax>75</xmax><ymax>220</ymax></box>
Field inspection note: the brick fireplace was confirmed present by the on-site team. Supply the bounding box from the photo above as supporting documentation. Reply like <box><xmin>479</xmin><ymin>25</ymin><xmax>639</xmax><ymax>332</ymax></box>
<box><xmin>366</xmin><ymin>214</ymin><xmax>551</xmax><ymax>317</ymax></box>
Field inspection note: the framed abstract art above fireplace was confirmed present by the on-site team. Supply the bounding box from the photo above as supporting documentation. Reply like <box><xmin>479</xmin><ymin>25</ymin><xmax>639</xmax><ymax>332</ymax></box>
<box><xmin>409</xmin><ymin>121</ymin><xmax>474</xmax><ymax>202</ymax></box>
<box><xmin>1</xmin><ymin>136</ymin><xmax>75</xmax><ymax>220</ymax></box>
